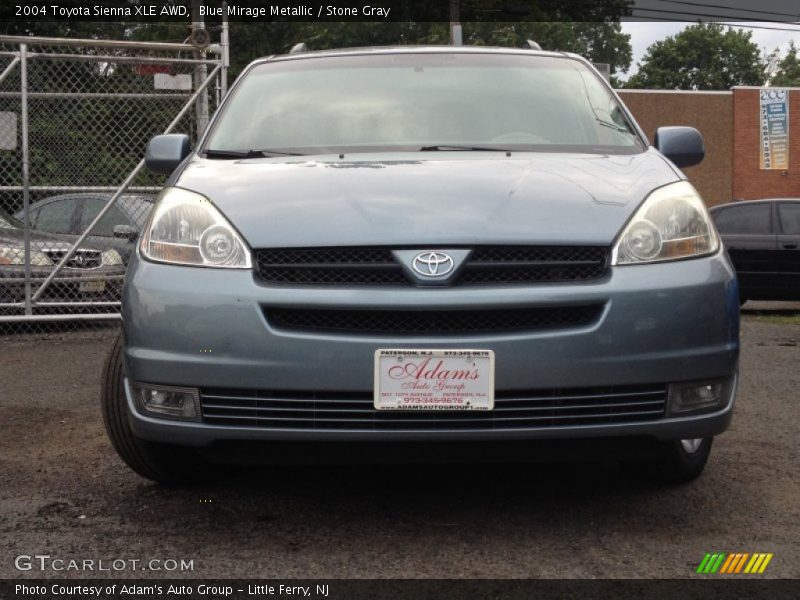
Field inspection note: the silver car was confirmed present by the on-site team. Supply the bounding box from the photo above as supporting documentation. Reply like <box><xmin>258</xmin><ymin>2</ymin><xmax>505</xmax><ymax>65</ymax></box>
<box><xmin>102</xmin><ymin>47</ymin><xmax>739</xmax><ymax>484</ymax></box>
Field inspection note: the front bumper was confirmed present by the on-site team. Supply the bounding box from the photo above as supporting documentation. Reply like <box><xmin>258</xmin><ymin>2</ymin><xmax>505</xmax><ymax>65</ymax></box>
<box><xmin>0</xmin><ymin>266</ymin><xmax>125</xmax><ymax>304</ymax></box>
<box><xmin>122</xmin><ymin>250</ymin><xmax>740</xmax><ymax>446</ymax></box>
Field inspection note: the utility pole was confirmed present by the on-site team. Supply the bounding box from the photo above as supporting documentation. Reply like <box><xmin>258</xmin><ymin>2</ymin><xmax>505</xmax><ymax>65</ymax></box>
<box><xmin>191</xmin><ymin>0</ymin><xmax>209</xmax><ymax>138</ymax></box>
<box><xmin>449</xmin><ymin>0</ymin><xmax>462</xmax><ymax>46</ymax></box>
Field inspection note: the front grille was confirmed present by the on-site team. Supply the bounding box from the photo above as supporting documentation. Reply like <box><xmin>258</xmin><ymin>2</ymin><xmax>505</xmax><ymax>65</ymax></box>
<box><xmin>200</xmin><ymin>384</ymin><xmax>667</xmax><ymax>431</ymax></box>
<box><xmin>462</xmin><ymin>246</ymin><xmax>608</xmax><ymax>284</ymax></box>
<box><xmin>254</xmin><ymin>246</ymin><xmax>608</xmax><ymax>286</ymax></box>
<box><xmin>43</xmin><ymin>249</ymin><xmax>102</xmax><ymax>269</ymax></box>
<box><xmin>265</xmin><ymin>305</ymin><xmax>603</xmax><ymax>335</ymax></box>
<box><xmin>256</xmin><ymin>247</ymin><xmax>406</xmax><ymax>285</ymax></box>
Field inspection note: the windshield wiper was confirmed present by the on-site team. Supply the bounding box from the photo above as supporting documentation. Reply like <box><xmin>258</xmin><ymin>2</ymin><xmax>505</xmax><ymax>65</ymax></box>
<box><xmin>594</xmin><ymin>118</ymin><xmax>636</xmax><ymax>136</ymax></box>
<box><xmin>419</xmin><ymin>145</ymin><xmax>512</xmax><ymax>152</ymax></box>
<box><xmin>204</xmin><ymin>149</ymin><xmax>305</xmax><ymax>159</ymax></box>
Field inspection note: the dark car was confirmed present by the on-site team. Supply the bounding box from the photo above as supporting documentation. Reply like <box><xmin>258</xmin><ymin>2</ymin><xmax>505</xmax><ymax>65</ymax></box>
<box><xmin>0</xmin><ymin>209</ymin><xmax>126</xmax><ymax>308</ymax></box>
<box><xmin>710</xmin><ymin>198</ymin><xmax>800</xmax><ymax>303</ymax></box>
<box><xmin>14</xmin><ymin>193</ymin><xmax>155</xmax><ymax>264</ymax></box>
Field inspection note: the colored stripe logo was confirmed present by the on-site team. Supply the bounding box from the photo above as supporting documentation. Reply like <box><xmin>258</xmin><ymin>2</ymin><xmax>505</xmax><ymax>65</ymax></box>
<box><xmin>697</xmin><ymin>552</ymin><xmax>773</xmax><ymax>574</ymax></box>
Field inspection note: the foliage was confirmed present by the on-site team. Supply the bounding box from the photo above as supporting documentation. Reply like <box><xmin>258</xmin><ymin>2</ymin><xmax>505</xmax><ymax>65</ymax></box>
<box><xmin>769</xmin><ymin>41</ymin><xmax>800</xmax><ymax>87</ymax></box>
<box><xmin>625</xmin><ymin>23</ymin><xmax>766</xmax><ymax>90</ymax></box>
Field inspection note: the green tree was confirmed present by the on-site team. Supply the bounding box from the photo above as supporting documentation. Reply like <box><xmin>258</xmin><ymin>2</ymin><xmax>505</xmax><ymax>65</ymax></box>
<box><xmin>463</xmin><ymin>21</ymin><xmax>631</xmax><ymax>78</ymax></box>
<box><xmin>770</xmin><ymin>41</ymin><xmax>800</xmax><ymax>87</ymax></box>
<box><xmin>626</xmin><ymin>23</ymin><xmax>766</xmax><ymax>90</ymax></box>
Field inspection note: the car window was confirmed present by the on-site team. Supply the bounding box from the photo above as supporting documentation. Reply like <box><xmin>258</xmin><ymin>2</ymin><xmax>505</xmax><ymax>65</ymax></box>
<box><xmin>714</xmin><ymin>204</ymin><xmax>772</xmax><ymax>235</ymax></box>
<box><xmin>33</xmin><ymin>197</ymin><xmax>81</xmax><ymax>234</ymax></box>
<box><xmin>118</xmin><ymin>196</ymin><xmax>154</xmax><ymax>228</ymax></box>
<box><xmin>81</xmin><ymin>197</ymin><xmax>134</xmax><ymax>237</ymax></box>
<box><xmin>778</xmin><ymin>203</ymin><xmax>800</xmax><ymax>235</ymax></box>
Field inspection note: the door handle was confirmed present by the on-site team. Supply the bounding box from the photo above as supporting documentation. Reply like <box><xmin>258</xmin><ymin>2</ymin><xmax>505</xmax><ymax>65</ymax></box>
<box><xmin>783</xmin><ymin>244</ymin><xmax>798</xmax><ymax>249</ymax></box>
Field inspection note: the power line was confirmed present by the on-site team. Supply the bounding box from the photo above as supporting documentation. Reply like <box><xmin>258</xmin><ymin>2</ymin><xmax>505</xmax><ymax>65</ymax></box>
<box><xmin>629</xmin><ymin>13</ymin><xmax>800</xmax><ymax>32</ymax></box>
<box><xmin>647</xmin><ymin>0</ymin><xmax>800</xmax><ymax>20</ymax></box>
<box><xmin>632</xmin><ymin>6</ymin><xmax>799</xmax><ymax>23</ymax></box>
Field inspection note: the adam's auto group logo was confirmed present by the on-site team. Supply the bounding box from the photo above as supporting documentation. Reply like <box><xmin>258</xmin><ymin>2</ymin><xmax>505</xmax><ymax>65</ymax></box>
<box><xmin>696</xmin><ymin>552</ymin><xmax>773</xmax><ymax>574</ymax></box>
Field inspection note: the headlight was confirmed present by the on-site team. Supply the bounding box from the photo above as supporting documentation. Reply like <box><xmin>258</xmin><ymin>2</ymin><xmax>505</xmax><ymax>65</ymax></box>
<box><xmin>612</xmin><ymin>181</ymin><xmax>719</xmax><ymax>265</ymax></box>
<box><xmin>0</xmin><ymin>247</ymin><xmax>52</xmax><ymax>266</ymax></box>
<box><xmin>140</xmin><ymin>187</ymin><xmax>251</xmax><ymax>268</ymax></box>
<box><xmin>101</xmin><ymin>248</ymin><xmax>123</xmax><ymax>266</ymax></box>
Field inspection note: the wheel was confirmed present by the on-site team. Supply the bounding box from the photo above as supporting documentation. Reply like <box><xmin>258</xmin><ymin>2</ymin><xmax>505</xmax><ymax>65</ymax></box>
<box><xmin>101</xmin><ymin>334</ymin><xmax>216</xmax><ymax>485</ymax></box>
<box><xmin>623</xmin><ymin>437</ymin><xmax>713</xmax><ymax>484</ymax></box>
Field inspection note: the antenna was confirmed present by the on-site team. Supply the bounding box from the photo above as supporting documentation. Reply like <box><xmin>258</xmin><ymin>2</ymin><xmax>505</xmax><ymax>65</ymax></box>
<box><xmin>289</xmin><ymin>43</ymin><xmax>307</xmax><ymax>54</ymax></box>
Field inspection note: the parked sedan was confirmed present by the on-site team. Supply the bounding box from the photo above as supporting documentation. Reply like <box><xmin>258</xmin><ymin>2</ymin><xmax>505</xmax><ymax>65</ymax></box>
<box><xmin>103</xmin><ymin>46</ymin><xmax>739</xmax><ymax>486</ymax></box>
<box><xmin>0</xmin><ymin>209</ymin><xmax>126</xmax><ymax>308</ymax></box>
<box><xmin>710</xmin><ymin>198</ymin><xmax>800</xmax><ymax>303</ymax></box>
<box><xmin>14</xmin><ymin>193</ymin><xmax>155</xmax><ymax>264</ymax></box>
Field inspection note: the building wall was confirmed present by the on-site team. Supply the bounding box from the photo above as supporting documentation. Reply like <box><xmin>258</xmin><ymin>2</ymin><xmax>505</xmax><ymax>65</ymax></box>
<box><xmin>618</xmin><ymin>90</ymin><xmax>733</xmax><ymax>206</ymax></box>
<box><xmin>732</xmin><ymin>87</ymin><xmax>800</xmax><ymax>200</ymax></box>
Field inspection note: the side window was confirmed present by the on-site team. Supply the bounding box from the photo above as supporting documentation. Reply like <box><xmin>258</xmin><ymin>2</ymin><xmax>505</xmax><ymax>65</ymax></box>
<box><xmin>33</xmin><ymin>198</ymin><xmax>81</xmax><ymax>234</ymax></box>
<box><xmin>778</xmin><ymin>203</ymin><xmax>800</xmax><ymax>235</ymax></box>
<box><xmin>81</xmin><ymin>198</ymin><xmax>133</xmax><ymax>237</ymax></box>
<box><xmin>714</xmin><ymin>204</ymin><xmax>772</xmax><ymax>235</ymax></box>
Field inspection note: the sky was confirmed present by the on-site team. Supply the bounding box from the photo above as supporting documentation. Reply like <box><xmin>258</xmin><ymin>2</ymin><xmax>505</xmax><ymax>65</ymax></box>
<box><xmin>619</xmin><ymin>21</ymin><xmax>800</xmax><ymax>80</ymax></box>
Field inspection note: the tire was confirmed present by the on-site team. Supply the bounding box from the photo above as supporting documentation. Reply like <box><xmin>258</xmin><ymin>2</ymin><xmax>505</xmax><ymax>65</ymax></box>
<box><xmin>101</xmin><ymin>334</ymin><xmax>216</xmax><ymax>485</ymax></box>
<box><xmin>623</xmin><ymin>437</ymin><xmax>713</xmax><ymax>484</ymax></box>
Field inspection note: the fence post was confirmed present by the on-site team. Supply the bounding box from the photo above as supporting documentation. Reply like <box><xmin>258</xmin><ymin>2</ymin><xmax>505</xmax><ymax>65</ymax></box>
<box><xmin>192</xmin><ymin>0</ymin><xmax>209</xmax><ymax>138</ymax></box>
<box><xmin>20</xmin><ymin>43</ymin><xmax>31</xmax><ymax>315</ymax></box>
<box><xmin>220</xmin><ymin>2</ymin><xmax>229</xmax><ymax>99</ymax></box>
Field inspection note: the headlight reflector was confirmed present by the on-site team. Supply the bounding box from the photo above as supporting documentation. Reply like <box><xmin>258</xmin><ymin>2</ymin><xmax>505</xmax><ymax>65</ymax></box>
<box><xmin>612</xmin><ymin>181</ymin><xmax>718</xmax><ymax>265</ymax></box>
<box><xmin>141</xmin><ymin>187</ymin><xmax>251</xmax><ymax>268</ymax></box>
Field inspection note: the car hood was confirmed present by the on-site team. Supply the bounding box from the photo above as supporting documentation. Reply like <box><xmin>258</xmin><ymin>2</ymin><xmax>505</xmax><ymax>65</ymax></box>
<box><xmin>0</xmin><ymin>226</ymin><xmax>104</xmax><ymax>252</ymax></box>
<box><xmin>175</xmin><ymin>149</ymin><xmax>680</xmax><ymax>248</ymax></box>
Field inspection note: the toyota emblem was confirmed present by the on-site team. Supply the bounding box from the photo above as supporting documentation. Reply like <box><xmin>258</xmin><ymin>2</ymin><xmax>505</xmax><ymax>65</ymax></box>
<box><xmin>412</xmin><ymin>251</ymin><xmax>454</xmax><ymax>277</ymax></box>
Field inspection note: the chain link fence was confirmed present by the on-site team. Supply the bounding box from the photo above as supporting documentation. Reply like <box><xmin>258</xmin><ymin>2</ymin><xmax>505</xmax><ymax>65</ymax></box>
<box><xmin>0</xmin><ymin>35</ymin><xmax>226</xmax><ymax>337</ymax></box>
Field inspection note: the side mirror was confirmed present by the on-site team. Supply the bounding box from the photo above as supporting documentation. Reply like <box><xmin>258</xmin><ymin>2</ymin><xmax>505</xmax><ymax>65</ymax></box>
<box><xmin>113</xmin><ymin>224</ymin><xmax>139</xmax><ymax>241</ymax></box>
<box><xmin>145</xmin><ymin>134</ymin><xmax>191</xmax><ymax>174</ymax></box>
<box><xmin>654</xmin><ymin>126</ymin><xmax>705</xmax><ymax>168</ymax></box>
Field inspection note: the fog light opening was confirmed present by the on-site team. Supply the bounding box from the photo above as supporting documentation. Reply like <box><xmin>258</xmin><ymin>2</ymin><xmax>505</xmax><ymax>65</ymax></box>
<box><xmin>132</xmin><ymin>383</ymin><xmax>200</xmax><ymax>421</ymax></box>
<box><xmin>667</xmin><ymin>376</ymin><xmax>734</xmax><ymax>415</ymax></box>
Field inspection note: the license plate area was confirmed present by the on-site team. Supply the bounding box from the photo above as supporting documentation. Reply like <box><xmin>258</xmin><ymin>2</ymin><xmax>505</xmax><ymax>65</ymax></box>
<box><xmin>374</xmin><ymin>349</ymin><xmax>494</xmax><ymax>411</ymax></box>
<box><xmin>79</xmin><ymin>280</ymin><xmax>106</xmax><ymax>293</ymax></box>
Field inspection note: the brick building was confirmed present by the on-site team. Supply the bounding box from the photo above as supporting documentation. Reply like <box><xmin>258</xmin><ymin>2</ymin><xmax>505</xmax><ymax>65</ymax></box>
<box><xmin>618</xmin><ymin>87</ymin><xmax>800</xmax><ymax>207</ymax></box>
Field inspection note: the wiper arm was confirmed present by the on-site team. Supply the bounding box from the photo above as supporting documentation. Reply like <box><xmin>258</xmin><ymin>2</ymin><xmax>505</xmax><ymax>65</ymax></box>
<box><xmin>595</xmin><ymin>118</ymin><xmax>635</xmax><ymax>136</ymax></box>
<box><xmin>419</xmin><ymin>145</ymin><xmax>512</xmax><ymax>152</ymax></box>
<box><xmin>204</xmin><ymin>149</ymin><xmax>305</xmax><ymax>159</ymax></box>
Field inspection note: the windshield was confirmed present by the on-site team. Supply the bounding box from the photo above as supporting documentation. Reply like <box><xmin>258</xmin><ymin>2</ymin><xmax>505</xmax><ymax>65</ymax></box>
<box><xmin>204</xmin><ymin>52</ymin><xmax>644</xmax><ymax>156</ymax></box>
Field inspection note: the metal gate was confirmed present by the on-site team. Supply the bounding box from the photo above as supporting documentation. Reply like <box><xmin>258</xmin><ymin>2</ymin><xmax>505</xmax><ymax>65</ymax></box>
<box><xmin>0</xmin><ymin>34</ymin><xmax>227</xmax><ymax>330</ymax></box>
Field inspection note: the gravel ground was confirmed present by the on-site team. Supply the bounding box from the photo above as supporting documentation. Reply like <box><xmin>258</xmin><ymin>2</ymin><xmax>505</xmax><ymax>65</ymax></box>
<box><xmin>0</xmin><ymin>310</ymin><xmax>798</xmax><ymax>579</ymax></box>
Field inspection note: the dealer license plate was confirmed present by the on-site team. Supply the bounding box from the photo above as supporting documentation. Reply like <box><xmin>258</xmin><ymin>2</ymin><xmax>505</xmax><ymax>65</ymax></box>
<box><xmin>79</xmin><ymin>280</ymin><xmax>106</xmax><ymax>293</ymax></box>
<box><xmin>374</xmin><ymin>349</ymin><xmax>494</xmax><ymax>411</ymax></box>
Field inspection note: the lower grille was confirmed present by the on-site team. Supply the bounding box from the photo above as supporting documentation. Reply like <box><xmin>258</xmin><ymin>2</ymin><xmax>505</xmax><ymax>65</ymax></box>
<box><xmin>265</xmin><ymin>305</ymin><xmax>603</xmax><ymax>335</ymax></box>
<box><xmin>200</xmin><ymin>384</ymin><xmax>667</xmax><ymax>431</ymax></box>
